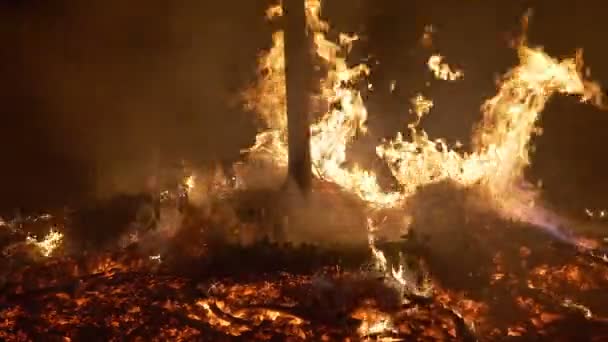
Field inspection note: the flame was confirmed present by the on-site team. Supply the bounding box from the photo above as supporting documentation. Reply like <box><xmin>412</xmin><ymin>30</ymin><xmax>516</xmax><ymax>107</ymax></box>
<box><xmin>367</xmin><ymin>218</ymin><xmax>388</xmax><ymax>273</ymax></box>
<box><xmin>242</xmin><ymin>27</ymin><xmax>288</xmax><ymax>168</ymax></box>
<box><xmin>240</xmin><ymin>7</ymin><xmax>608</xmax><ymax>319</ymax></box>
<box><xmin>410</xmin><ymin>93</ymin><xmax>434</xmax><ymax>121</ymax></box>
<box><xmin>266</xmin><ymin>4</ymin><xmax>283</xmax><ymax>19</ymax></box>
<box><xmin>351</xmin><ymin>306</ymin><xmax>397</xmax><ymax>339</ymax></box>
<box><xmin>247</xmin><ymin>0</ymin><xmax>604</xmax><ymax>212</ymax></box>
<box><xmin>2</xmin><ymin>4</ymin><xmax>607</xmax><ymax>339</ymax></box>
<box><xmin>184</xmin><ymin>174</ymin><xmax>195</xmax><ymax>192</ymax></box>
<box><xmin>378</xmin><ymin>43</ymin><xmax>605</xmax><ymax>225</ymax></box>
<box><xmin>243</xmin><ymin>1</ymin><xmax>606</xmax><ymax>270</ymax></box>
<box><xmin>24</xmin><ymin>229</ymin><xmax>64</xmax><ymax>257</ymax></box>
<box><xmin>36</xmin><ymin>229</ymin><xmax>63</xmax><ymax>257</ymax></box>
<box><xmin>244</xmin><ymin>0</ymin><xmax>401</xmax><ymax>206</ymax></box>
<box><xmin>427</xmin><ymin>55</ymin><xmax>463</xmax><ymax>81</ymax></box>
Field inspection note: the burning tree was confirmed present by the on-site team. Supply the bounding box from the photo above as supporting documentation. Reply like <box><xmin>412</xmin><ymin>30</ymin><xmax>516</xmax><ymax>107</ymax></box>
<box><xmin>2</xmin><ymin>1</ymin><xmax>608</xmax><ymax>341</ymax></box>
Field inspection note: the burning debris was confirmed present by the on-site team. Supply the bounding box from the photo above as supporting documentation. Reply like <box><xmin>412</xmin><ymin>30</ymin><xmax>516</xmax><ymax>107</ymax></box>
<box><xmin>2</xmin><ymin>0</ymin><xmax>608</xmax><ymax>340</ymax></box>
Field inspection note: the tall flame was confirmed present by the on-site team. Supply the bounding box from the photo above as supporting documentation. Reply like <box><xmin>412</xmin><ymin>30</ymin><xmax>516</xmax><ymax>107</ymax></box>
<box><xmin>244</xmin><ymin>0</ymin><xmax>400</xmax><ymax>206</ymax></box>
<box><xmin>245</xmin><ymin>0</ymin><xmax>605</xmax><ymax>230</ymax></box>
<box><xmin>242</xmin><ymin>28</ymin><xmax>289</xmax><ymax>168</ymax></box>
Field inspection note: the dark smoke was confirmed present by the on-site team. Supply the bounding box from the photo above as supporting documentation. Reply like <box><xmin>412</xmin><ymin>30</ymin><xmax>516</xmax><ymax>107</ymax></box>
<box><xmin>0</xmin><ymin>0</ymin><xmax>270</xmax><ymax>208</ymax></box>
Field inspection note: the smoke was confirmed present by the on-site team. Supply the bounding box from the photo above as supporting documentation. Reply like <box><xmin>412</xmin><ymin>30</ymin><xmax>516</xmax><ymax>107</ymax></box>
<box><xmin>2</xmin><ymin>0</ymin><xmax>270</xmax><ymax>202</ymax></box>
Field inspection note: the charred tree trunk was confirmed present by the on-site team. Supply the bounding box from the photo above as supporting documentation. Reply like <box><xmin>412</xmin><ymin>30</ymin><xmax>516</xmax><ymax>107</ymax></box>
<box><xmin>283</xmin><ymin>0</ymin><xmax>312</xmax><ymax>194</ymax></box>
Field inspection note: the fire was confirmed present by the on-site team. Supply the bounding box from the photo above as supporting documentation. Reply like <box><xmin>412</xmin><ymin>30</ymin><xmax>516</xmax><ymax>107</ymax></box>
<box><xmin>266</xmin><ymin>4</ymin><xmax>283</xmax><ymax>19</ymax></box>
<box><xmin>240</xmin><ymin>6</ymin><xmax>608</xmax><ymax>337</ymax></box>
<box><xmin>33</xmin><ymin>229</ymin><xmax>64</xmax><ymax>257</ymax></box>
<box><xmin>246</xmin><ymin>0</ymin><xmax>606</xmax><ymax>232</ymax></box>
<box><xmin>380</xmin><ymin>43</ymin><xmax>604</xmax><ymax>212</ymax></box>
<box><xmin>427</xmin><ymin>55</ymin><xmax>463</xmax><ymax>81</ymax></box>
<box><xmin>3</xmin><ymin>2</ymin><xmax>608</xmax><ymax>340</ymax></box>
<box><xmin>351</xmin><ymin>306</ymin><xmax>397</xmax><ymax>338</ymax></box>
<box><xmin>241</xmin><ymin>7</ymin><xmax>607</xmax><ymax>320</ymax></box>
<box><xmin>410</xmin><ymin>94</ymin><xmax>433</xmax><ymax>121</ymax></box>
<box><xmin>10</xmin><ymin>228</ymin><xmax>65</xmax><ymax>258</ymax></box>
<box><xmin>244</xmin><ymin>0</ymin><xmax>401</xmax><ymax>207</ymax></box>
<box><xmin>184</xmin><ymin>175</ymin><xmax>195</xmax><ymax>192</ymax></box>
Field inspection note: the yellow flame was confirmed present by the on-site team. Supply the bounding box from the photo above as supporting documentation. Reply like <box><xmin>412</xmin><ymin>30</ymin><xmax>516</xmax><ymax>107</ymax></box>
<box><xmin>184</xmin><ymin>175</ymin><xmax>195</xmax><ymax>192</ymax></box>
<box><xmin>244</xmin><ymin>0</ymin><xmax>400</xmax><ymax>206</ymax></box>
<box><xmin>367</xmin><ymin>218</ymin><xmax>388</xmax><ymax>272</ymax></box>
<box><xmin>246</xmin><ymin>0</ymin><xmax>605</xmax><ymax>225</ymax></box>
<box><xmin>427</xmin><ymin>55</ymin><xmax>463</xmax><ymax>81</ymax></box>
<box><xmin>351</xmin><ymin>305</ymin><xmax>399</xmax><ymax>339</ymax></box>
<box><xmin>265</xmin><ymin>4</ymin><xmax>283</xmax><ymax>20</ymax></box>
<box><xmin>33</xmin><ymin>229</ymin><xmax>63</xmax><ymax>257</ymax></box>
<box><xmin>410</xmin><ymin>93</ymin><xmax>433</xmax><ymax>125</ymax></box>
<box><xmin>243</xmin><ymin>30</ymin><xmax>287</xmax><ymax>133</ymax></box>
<box><xmin>378</xmin><ymin>43</ymin><xmax>604</xmax><ymax>220</ymax></box>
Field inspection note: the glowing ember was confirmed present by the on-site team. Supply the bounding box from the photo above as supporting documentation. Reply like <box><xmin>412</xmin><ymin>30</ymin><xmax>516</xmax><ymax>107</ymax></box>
<box><xmin>351</xmin><ymin>307</ymin><xmax>397</xmax><ymax>338</ymax></box>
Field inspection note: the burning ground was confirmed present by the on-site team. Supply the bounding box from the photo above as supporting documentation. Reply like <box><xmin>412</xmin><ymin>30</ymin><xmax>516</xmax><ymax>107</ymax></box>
<box><xmin>1</xmin><ymin>184</ymin><xmax>608</xmax><ymax>341</ymax></box>
<box><xmin>3</xmin><ymin>0</ymin><xmax>608</xmax><ymax>340</ymax></box>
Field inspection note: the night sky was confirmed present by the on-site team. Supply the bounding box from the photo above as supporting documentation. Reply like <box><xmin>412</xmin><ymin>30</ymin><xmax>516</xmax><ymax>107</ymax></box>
<box><xmin>1</xmin><ymin>0</ymin><xmax>607</xmax><ymax>213</ymax></box>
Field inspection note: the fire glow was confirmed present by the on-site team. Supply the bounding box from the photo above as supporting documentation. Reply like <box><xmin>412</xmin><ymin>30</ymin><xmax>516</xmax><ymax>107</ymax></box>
<box><xmin>245</xmin><ymin>0</ymin><xmax>605</xmax><ymax>250</ymax></box>
<box><xmin>2</xmin><ymin>1</ymin><xmax>608</xmax><ymax>340</ymax></box>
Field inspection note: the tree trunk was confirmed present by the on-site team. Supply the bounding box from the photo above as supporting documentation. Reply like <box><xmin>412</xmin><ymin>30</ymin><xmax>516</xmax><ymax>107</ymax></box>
<box><xmin>283</xmin><ymin>0</ymin><xmax>312</xmax><ymax>194</ymax></box>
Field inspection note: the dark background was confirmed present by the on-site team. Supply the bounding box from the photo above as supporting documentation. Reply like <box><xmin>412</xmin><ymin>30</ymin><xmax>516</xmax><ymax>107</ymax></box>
<box><xmin>1</xmin><ymin>0</ymin><xmax>607</xmax><ymax>213</ymax></box>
